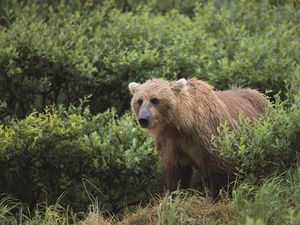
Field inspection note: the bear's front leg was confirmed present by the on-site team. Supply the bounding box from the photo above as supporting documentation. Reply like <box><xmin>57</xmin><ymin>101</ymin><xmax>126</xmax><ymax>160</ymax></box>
<box><xmin>163</xmin><ymin>161</ymin><xmax>193</xmax><ymax>191</ymax></box>
<box><xmin>208</xmin><ymin>170</ymin><xmax>233</xmax><ymax>201</ymax></box>
<box><xmin>156</xmin><ymin>138</ymin><xmax>193</xmax><ymax>192</ymax></box>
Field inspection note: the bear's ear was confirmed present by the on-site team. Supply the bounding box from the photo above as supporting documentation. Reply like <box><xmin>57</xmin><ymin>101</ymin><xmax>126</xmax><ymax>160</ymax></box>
<box><xmin>128</xmin><ymin>82</ymin><xmax>141</xmax><ymax>95</ymax></box>
<box><xmin>171</xmin><ymin>78</ymin><xmax>187</xmax><ymax>92</ymax></box>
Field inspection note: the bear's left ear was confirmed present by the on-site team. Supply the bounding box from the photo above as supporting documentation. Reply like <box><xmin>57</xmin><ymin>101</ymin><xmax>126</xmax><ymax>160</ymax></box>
<box><xmin>128</xmin><ymin>82</ymin><xmax>141</xmax><ymax>95</ymax></box>
<box><xmin>171</xmin><ymin>78</ymin><xmax>187</xmax><ymax>92</ymax></box>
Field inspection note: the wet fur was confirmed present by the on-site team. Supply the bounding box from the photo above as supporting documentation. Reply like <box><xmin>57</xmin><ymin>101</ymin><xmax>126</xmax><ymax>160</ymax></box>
<box><xmin>129</xmin><ymin>78</ymin><xmax>268</xmax><ymax>200</ymax></box>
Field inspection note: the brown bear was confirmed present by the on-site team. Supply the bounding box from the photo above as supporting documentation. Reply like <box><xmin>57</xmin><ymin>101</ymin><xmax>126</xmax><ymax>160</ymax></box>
<box><xmin>128</xmin><ymin>78</ymin><xmax>267</xmax><ymax>200</ymax></box>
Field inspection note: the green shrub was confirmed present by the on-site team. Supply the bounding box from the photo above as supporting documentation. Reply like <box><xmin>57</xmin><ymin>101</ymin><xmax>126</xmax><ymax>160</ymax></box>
<box><xmin>0</xmin><ymin>104</ymin><xmax>161</xmax><ymax>212</ymax></box>
<box><xmin>212</xmin><ymin>94</ymin><xmax>300</xmax><ymax>181</ymax></box>
<box><xmin>0</xmin><ymin>0</ymin><xmax>299</xmax><ymax>117</ymax></box>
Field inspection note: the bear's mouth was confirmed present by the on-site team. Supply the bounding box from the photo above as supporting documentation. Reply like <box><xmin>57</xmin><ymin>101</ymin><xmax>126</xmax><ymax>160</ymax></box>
<box><xmin>144</xmin><ymin>125</ymin><xmax>159</xmax><ymax>136</ymax></box>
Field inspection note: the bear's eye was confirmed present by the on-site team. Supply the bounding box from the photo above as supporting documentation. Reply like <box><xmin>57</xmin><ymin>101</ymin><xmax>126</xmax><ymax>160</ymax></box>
<box><xmin>137</xmin><ymin>99</ymin><xmax>143</xmax><ymax>106</ymax></box>
<box><xmin>150</xmin><ymin>98</ymin><xmax>160</xmax><ymax>105</ymax></box>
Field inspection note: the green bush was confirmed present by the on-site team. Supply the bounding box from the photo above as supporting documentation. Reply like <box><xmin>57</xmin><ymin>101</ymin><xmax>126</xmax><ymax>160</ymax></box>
<box><xmin>0</xmin><ymin>104</ymin><xmax>161</xmax><ymax>212</ymax></box>
<box><xmin>212</xmin><ymin>94</ymin><xmax>300</xmax><ymax>181</ymax></box>
<box><xmin>0</xmin><ymin>0</ymin><xmax>299</xmax><ymax>117</ymax></box>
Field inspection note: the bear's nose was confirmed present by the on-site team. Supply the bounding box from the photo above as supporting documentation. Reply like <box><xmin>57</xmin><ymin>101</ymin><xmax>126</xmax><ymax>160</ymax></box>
<box><xmin>138</xmin><ymin>118</ymin><xmax>149</xmax><ymax>128</ymax></box>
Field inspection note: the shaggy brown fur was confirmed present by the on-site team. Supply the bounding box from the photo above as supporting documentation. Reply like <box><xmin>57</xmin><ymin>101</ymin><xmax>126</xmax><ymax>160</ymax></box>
<box><xmin>128</xmin><ymin>78</ymin><xmax>268</xmax><ymax>200</ymax></box>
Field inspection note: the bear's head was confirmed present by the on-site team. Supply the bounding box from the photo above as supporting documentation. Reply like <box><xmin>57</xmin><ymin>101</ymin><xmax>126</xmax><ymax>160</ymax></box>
<box><xmin>128</xmin><ymin>78</ymin><xmax>187</xmax><ymax>133</ymax></box>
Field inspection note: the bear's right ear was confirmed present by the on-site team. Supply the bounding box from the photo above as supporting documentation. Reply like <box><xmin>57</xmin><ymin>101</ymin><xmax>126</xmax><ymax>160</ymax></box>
<box><xmin>128</xmin><ymin>82</ymin><xmax>141</xmax><ymax>95</ymax></box>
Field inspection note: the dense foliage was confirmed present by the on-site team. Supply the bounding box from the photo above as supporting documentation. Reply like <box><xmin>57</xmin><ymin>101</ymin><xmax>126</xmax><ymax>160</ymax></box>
<box><xmin>0</xmin><ymin>0</ymin><xmax>299</xmax><ymax>117</ymax></box>
<box><xmin>0</xmin><ymin>0</ymin><xmax>299</xmax><ymax>224</ymax></box>
<box><xmin>0</xmin><ymin>104</ymin><xmax>161</xmax><ymax>212</ymax></box>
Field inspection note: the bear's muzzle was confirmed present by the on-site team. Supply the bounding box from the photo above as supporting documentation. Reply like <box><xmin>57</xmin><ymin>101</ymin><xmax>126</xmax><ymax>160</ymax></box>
<box><xmin>138</xmin><ymin>104</ymin><xmax>153</xmax><ymax>128</ymax></box>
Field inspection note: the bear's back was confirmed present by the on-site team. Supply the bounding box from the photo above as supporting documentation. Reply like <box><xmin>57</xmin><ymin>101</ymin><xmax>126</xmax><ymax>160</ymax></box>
<box><xmin>215</xmin><ymin>88</ymin><xmax>267</xmax><ymax>121</ymax></box>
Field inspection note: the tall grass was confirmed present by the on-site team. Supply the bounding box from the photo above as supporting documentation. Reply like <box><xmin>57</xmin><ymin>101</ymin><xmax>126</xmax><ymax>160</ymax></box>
<box><xmin>0</xmin><ymin>195</ymin><xmax>19</xmax><ymax>225</ymax></box>
<box><xmin>233</xmin><ymin>168</ymin><xmax>300</xmax><ymax>225</ymax></box>
<box><xmin>1</xmin><ymin>168</ymin><xmax>299</xmax><ymax>224</ymax></box>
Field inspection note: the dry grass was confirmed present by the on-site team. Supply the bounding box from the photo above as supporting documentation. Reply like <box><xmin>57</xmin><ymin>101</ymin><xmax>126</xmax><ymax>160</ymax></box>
<box><xmin>80</xmin><ymin>212</ymin><xmax>112</xmax><ymax>225</ymax></box>
<box><xmin>81</xmin><ymin>192</ymin><xmax>235</xmax><ymax>225</ymax></box>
